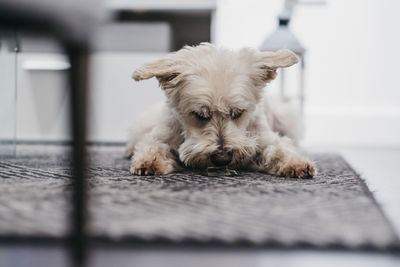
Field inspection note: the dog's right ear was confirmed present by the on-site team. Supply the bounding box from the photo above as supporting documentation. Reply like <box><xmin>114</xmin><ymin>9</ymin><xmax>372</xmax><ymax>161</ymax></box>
<box><xmin>257</xmin><ymin>49</ymin><xmax>299</xmax><ymax>83</ymax></box>
<box><xmin>132</xmin><ymin>56</ymin><xmax>182</xmax><ymax>90</ymax></box>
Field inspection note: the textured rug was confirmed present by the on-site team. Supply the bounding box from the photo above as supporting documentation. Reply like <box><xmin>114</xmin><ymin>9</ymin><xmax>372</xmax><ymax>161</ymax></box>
<box><xmin>0</xmin><ymin>144</ymin><xmax>398</xmax><ymax>250</ymax></box>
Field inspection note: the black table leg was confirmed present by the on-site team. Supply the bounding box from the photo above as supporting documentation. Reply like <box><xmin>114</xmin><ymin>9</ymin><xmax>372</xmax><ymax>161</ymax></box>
<box><xmin>66</xmin><ymin>42</ymin><xmax>89</xmax><ymax>267</ymax></box>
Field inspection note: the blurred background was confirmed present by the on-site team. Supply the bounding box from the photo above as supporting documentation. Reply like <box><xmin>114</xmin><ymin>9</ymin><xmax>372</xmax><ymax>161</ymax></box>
<box><xmin>1</xmin><ymin>1</ymin><xmax>400</xmax><ymax>266</ymax></box>
<box><xmin>2</xmin><ymin>0</ymin><xmax>399</xmax><ymax>148</ymax></box>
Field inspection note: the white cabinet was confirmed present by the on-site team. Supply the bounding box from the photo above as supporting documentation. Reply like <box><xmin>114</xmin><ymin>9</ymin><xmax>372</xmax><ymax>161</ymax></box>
<box><xmin>88</xmin><ymin>52</ymin><xmax>167</xmax><ymax>142</ymax></box>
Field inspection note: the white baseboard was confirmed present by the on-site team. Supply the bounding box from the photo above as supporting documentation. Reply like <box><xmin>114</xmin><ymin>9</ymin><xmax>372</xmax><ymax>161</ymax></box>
<box><xmin>302</xmin><ymin>107</ymin><xmax>400</xmax><ymax>147</ymax></box>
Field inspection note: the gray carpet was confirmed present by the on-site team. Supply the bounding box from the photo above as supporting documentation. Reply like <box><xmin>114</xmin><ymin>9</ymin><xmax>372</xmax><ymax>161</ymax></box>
<box><xmin>0</xmin><ymin>144</ymin><xmax>398</xmax><ymax>250</ymax></box>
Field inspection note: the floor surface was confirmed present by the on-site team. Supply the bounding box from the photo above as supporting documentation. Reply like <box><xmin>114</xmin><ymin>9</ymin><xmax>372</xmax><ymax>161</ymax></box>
<box><xmin>338</xmin><ymin>147</ymin><xmax>400</xmax><ymax>236</ymax></box>
<box><xmin>88</xmin><ymin>146</ymin><xmax>400</xmax><ymax>267</ymax></box>
<box><xmin>1</xmin><ymin>145</ymin><xmax>400</xmax><ymax>267</ymax></box>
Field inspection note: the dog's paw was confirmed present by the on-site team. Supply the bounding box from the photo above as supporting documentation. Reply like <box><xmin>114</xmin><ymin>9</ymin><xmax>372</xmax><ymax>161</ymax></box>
<box><xmin>130</xmin><ymin>151</ymin><xmax>174</xmax><ymax>176</ymax></box>
<box><xmin>279</xmin><ymin>159</ymin><xmax>315</xmax><ymax>179</ymax></box>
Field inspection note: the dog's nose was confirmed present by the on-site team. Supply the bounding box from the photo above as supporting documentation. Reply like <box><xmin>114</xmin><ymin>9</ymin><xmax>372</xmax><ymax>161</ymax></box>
<box><xmin>210</xmin><ymin>150</ymin><xmax>233</xmax><ymax>166</ymax></box>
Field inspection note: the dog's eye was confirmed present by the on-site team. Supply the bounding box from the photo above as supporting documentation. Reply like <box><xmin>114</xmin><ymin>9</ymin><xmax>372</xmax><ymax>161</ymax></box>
<box><xmin>231</xmin><ymin>109</ymin><xmax>244</xmax><ymax>120</ymax></box>
<box><xmin>164</xmin><ymin>73</ymin><xmax>179</xmax><ymax>82</ymax></box>
<box><xmin>192</xmin><ymin>111</ymin><xmax>211</xmax><ymax>121</ymax></box>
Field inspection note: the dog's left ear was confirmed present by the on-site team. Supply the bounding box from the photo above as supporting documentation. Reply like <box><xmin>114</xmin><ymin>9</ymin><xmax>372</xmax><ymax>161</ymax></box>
<box><xmin>258</xmin><ymin>49</ymin><xmax>299</xmax><ymax>82</ymax></box>
<box><xmin>132</xmin><ymin>56</ymin><xmax>182</xmax><ymax>90</ymax></box>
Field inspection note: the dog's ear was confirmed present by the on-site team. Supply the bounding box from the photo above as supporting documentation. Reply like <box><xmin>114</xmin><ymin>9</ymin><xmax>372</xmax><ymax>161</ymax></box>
<box><xmin>258</xmin><ymin>49</ymin><xmax>299</xmax><ymax>82</ymax></box>
<box><xmin>132</xmin><ymin>56</ymin><xmax>182</xmax><ymax>90</ymax></box>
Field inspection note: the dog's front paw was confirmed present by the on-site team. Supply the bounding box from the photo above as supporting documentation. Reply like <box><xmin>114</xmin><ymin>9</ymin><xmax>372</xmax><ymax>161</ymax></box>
<box><xmin>279</xmin><ymin>159</ymin><xmax>315</xmax><ymax>179</ymax></box>
<box><xmin>130</xmin><ymin>151</ymin><xmax>174</xmax><ymax>176</ymax></box>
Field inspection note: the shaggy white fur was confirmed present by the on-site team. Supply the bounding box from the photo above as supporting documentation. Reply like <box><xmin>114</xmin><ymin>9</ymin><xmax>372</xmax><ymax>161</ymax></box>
<box><xmin>126</xmin><ymin>43</ymin><xmax>315</xmax><ymax>178</ymax></box>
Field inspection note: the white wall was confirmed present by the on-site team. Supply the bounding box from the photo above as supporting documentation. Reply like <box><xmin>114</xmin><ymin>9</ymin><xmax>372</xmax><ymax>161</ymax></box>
<box><xmin>215</xmin><ymin>0</ymin><xmax>400</xmax><ymax>146</ymax></box>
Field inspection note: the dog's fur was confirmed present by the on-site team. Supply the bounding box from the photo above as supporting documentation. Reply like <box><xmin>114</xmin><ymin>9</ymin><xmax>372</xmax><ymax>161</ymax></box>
<box><xmin>126</xmin><ymin>43</ymin><xmax>315</xmax><ymax>178</ymax></box>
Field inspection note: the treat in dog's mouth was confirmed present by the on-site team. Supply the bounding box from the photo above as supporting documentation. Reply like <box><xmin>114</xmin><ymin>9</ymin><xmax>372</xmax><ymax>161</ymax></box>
<box><xmin>205</xmin><ymin>166</ymin><xmax>238</xmax><ymax>177</ymax></box>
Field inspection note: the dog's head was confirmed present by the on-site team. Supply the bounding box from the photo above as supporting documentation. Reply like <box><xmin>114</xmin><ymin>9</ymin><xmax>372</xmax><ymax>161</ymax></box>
<box><xmin>133</xmin><ymin>43</ymin><xmax>298</xmax><ymax>169</ymax></box>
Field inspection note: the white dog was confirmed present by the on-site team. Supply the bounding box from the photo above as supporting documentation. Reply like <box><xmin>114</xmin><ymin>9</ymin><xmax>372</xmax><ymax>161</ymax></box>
<box><xmin>126</xmin><ymin>43</ymin><xmax>315</xmax><ymax>178</ymax></box>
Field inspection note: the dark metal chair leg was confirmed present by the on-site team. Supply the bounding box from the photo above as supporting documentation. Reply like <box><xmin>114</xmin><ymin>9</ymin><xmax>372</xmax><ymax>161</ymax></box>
<box><xmin>66</xmin><ymin>42</ymin><xmax>89</xmax><ymax>267</ymax></box>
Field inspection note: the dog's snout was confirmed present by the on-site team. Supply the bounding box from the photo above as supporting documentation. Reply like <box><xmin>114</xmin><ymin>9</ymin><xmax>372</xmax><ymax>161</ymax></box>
<box><xmin>210</xmin><ymin>151</ymin><xmax>233</xmax><ymax>166</ymax></box>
